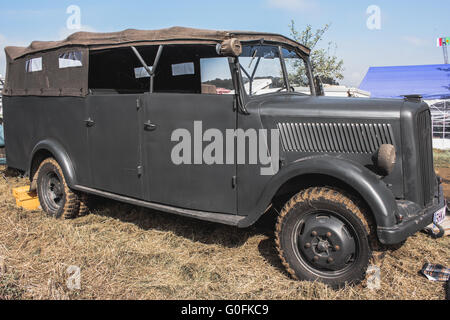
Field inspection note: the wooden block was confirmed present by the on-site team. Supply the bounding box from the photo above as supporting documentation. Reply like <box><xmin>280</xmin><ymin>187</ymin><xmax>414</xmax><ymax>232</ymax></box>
<box><xmin>12</xmin><ymin>186</ymin><xmax>41</xmax><ymax>211</ymax></box>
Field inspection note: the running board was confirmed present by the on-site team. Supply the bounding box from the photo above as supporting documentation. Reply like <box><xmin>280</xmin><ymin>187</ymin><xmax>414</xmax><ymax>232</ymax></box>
<box><xmin>73</xmin><ymin>185</ymin><xmax>246</xmax><ymax>226</ymax></box>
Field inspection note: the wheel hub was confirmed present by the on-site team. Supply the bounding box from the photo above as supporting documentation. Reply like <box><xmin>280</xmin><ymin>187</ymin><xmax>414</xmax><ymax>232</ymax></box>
<box><xmin>316</xmin><ymin>240</ymin><xmax>329</xmax><ymax>253</ymax></box>
<box><xmin>44</xmin><ymin>173</ymin><xmax>64</xmax><ymax>209</ymax></box>
<box><xmin>298</xmin><ymin>213</ymin><xmax>357</xmax><ymax>272</ymax></box>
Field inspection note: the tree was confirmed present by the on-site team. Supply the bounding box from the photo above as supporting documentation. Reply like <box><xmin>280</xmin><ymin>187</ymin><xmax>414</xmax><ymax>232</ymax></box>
<box><xmin>289</xmin><ymin>21</ymin><xmax>344</xmax><ymax>85</ymax></box>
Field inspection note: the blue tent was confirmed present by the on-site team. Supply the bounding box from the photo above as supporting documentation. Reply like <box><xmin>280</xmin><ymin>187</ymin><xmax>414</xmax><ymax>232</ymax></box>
<box><xmin>0</xmin><ymin>124</ymin><xmax>5</xmax><ymax>165</ymax></box>
<box><xmin>0</xmin><ymin>124</ymin><xmax>4</xmax><ymax>147</ymax></box>
<box><xmin>359</xmin><ymin>64</ymin><xmax>450</xmax><ymax>100</ymax></box>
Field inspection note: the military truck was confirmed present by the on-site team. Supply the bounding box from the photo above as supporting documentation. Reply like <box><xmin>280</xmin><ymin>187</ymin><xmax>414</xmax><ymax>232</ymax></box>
<box><xmin>2</xmin><ymin>27</ymin><xmax>446</xmax><ymax>287</ymax></box>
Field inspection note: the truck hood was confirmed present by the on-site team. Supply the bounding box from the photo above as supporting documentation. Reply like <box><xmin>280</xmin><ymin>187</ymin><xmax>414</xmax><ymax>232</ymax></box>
<box><xmin>254</xmin><ymin>95</ymin><xmax>407</xmax><ymax>120</ymax></box>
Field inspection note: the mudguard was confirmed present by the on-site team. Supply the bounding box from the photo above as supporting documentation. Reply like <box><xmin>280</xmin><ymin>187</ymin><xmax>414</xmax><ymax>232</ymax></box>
<box><xmin>239</xmin><ymin>156</ymin><xmax>399</xmax><ymax>231</ymax></box>
<box><xmin>29</xmin><ymin>139</ymin><xmax>77</xmax><ymax>189</ymax></box>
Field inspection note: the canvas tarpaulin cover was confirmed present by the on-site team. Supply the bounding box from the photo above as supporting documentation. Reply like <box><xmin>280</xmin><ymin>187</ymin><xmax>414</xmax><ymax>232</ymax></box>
<box><xmin>3</xmin><ymin>27</ymin><xmax>310</xmax><ymax>97</ymax></box>
<box><xmin>4</xmin><ymin>47</ymin><xmax>89</xmax><ymax>97</ymax></box>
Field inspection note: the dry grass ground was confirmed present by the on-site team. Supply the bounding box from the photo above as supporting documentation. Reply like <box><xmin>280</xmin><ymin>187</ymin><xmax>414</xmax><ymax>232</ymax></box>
<box><xmin>0</xmin><ymin>153</ymin><xmax>449</xmax><ymax>300</ymax></box>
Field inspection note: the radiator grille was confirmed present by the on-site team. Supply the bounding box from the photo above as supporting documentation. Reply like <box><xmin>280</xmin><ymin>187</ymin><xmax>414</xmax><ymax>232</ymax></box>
<box><xmin>277</xmin><ymin>122</ymin><xmax>394</xmax><ymax>154</ymax></box>
<box><xmin>417</xmin><ymin>110</ymin><xmax>435</xmax><ymax>207</ymax></box>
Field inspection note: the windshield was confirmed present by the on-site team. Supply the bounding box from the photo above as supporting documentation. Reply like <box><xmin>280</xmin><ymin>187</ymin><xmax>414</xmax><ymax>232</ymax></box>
<box><xmin>239</xmin><ymin>44</ymin><xmax>312</xmax><ymax>96</ymax></box>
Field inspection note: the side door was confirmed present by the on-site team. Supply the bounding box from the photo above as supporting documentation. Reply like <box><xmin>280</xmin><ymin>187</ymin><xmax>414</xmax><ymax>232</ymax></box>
<box><xmin>87</xmin><ymin>94</ymin><xmax>144</xmax><ymax>199</ymax></box>
<box><xmin>142</xmin><ymin>56</ymin><xmax>237</xmax><ymax>214</ymax></box>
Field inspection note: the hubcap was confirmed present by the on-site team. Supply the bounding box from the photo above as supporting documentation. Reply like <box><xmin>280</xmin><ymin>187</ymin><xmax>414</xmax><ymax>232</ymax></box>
<box><xmin>294</xmin><ymin>212</ymin><xmax>358</xmax><ymax>275</ymax></box>
<box><xmin>42</xmin><ymin>172</ymin><xmax>64</xmax><ymax>211</ymax></box>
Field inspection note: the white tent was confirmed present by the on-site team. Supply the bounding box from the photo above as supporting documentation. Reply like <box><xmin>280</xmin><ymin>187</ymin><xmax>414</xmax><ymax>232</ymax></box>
<box><xmin>293</xmin><ymin>85</ymin><xmax>371</xmax><ymax>98</ymax></box>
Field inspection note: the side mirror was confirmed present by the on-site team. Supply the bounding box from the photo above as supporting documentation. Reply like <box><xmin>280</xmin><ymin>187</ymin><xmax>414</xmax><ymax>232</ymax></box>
<box><xmin>314</xmin><ymin>76</ymin><xmax>325</xmax><ymax>96</ymax></box>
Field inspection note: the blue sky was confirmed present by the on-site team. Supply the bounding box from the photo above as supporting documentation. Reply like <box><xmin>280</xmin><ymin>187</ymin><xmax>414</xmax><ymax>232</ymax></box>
<box><xmin>0</xmin><ymin>0</ymin><xmax>449</xmax><ymax>86</ymax></box>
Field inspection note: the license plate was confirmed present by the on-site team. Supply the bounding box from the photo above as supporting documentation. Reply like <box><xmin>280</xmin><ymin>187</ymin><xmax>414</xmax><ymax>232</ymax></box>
<box><xmin>433</xmin><ymin>206</ymin><xmax>446</xmax><ymax>225</ymax></box>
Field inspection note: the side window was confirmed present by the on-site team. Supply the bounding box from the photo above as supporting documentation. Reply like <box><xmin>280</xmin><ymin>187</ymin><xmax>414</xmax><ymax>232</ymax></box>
<box><xmin>153</xmin><ymin>45</ymin><xmax>231</xmax><ymax>95</ymax></box>
<box><xmin>88</xmin><ymin>45</ymin><xmax>232</xmax><ymax>95</ymax></box>
<box><xmin>239</xmin><ymin>45</ymin><xmax>286</xmax><ymax>96</ymax></box>
<box><xmin>282</xmin><ymin>48</ymin><xmax>312</xmax><ymax>95</ymax></box>
<box><xmin>89</xmin><ymin>46</ymin><xmax>158</xmax><ymax>93</ymax></box>
<box><xmin>25</xmin><ymin>57</ymin><xmax>42</xmax><ymax>73</ymax></box>
<box><xmin>200</xmin><ymin>57</ymin><xmax>234</xmax><ymax>95</ymax></box>
<box><xmin>59</xmin><ymin>51</ymin><xmax>83</xmax><ymax>69</ymax></box>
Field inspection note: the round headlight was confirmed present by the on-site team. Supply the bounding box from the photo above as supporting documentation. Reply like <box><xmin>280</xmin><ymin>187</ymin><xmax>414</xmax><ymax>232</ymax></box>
<box><xmin>377</xmin><ymin>144</ymin><xmax>396</xmax><ymax>175</ymax></box>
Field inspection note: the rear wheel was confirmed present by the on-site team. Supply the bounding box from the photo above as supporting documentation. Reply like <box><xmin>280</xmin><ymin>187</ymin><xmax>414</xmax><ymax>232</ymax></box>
<box><xmin>275</xmin><ymin>187</ymin><xmax>372</xmax><ymax>288</ymax></box>
<box><xmin>36</xmin><ymin>158</ymin><xmax>80</xmax><ymax>219</ymax></box>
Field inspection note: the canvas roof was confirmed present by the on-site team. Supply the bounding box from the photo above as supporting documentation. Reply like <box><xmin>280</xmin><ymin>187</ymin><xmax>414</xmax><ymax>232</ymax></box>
<box><xmin>5</xmin><ymin>26</ymin><xmax>310</xmax><ymax>60</ymax></box>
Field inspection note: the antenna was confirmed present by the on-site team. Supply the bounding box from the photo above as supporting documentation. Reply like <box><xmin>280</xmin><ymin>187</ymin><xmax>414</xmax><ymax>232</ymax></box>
<box><xmin>437</xmin><ymin>37</ymin><xmax>449</xmax><ymax>64</ymax></box>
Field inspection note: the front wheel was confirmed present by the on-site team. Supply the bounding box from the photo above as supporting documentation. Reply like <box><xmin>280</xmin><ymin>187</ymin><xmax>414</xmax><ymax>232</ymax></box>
<box><xmin>275</xmin><ymin>187</ymin><xmax>371</xmax><ymax>288</ymax></box>
<box><xmin>36</xmin><ymin>158</ymin><xmax>80</xmax><ymax>219</ymax></box>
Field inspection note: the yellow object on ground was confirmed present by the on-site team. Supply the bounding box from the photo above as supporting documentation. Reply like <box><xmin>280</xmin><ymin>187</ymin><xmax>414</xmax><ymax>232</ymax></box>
<box><xmin>12</xmin><ymin>186</ymin><xmax>40</xmax><ymax>210</ymax></box>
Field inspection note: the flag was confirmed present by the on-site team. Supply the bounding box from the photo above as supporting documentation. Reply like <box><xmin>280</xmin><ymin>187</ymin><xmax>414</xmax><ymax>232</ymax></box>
<box><xmin>437</xmin><ymin>37</ymin><xmax>450</xmax><ymax>47</ymax></box>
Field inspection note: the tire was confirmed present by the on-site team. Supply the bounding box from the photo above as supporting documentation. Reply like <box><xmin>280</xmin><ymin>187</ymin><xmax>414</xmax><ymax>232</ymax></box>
<box><xmin>78</xmin><ymin>193</ymin><xmax>91</xmax><ymax>217</ymax></box>
<box><xmin>36</xmin><ymin>158</ymin><xmax>80</xmax><ymax>219</ymax></box>
<box><xmin>275</xmin><ymin>187</ymin><xmax>372</xmax><ymax>288</ymax></box>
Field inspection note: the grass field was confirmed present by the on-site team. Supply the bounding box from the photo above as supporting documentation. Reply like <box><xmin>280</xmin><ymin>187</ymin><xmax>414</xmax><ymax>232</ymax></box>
<box><xmin>0</xmin><ymin>152</ymin><xmax>449</xmax><ymax>300</ymax></box>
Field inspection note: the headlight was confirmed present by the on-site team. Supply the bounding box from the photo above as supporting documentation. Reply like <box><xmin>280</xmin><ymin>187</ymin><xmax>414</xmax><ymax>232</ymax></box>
<box><xmin>377</xmin><ymin>144</ymin><xmax>396</xmax><ymax>175</ymax></box>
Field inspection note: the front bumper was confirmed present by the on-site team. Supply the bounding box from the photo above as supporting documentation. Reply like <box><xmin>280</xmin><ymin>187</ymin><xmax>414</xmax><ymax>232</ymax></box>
<box><xmin>377</xmin><ymin>183</ymin><xmax>446</xmax><ymax>245</ymax></box>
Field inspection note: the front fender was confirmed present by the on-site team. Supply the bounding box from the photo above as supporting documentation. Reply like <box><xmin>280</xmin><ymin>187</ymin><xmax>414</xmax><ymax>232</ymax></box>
<box><xmin>29</xmin><ymin>139</ymin><xmax>77</xmax><ymax>188</ymax></box>
<box><xmin>239</xmin><ymin>156</ymin><xmax>399</xmax><ymax>230</ymax></box>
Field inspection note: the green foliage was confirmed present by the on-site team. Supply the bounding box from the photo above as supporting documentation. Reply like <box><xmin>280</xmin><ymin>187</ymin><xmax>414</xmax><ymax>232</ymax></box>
<box><xmin>434</xmin><ymin>150</ymin><xmax>450</xmax><ymax>168</ymax></box>
<box><xmin>289</xmin><ymin>21</ymin><xmax>344</xmax><ymax>85</ymax></box>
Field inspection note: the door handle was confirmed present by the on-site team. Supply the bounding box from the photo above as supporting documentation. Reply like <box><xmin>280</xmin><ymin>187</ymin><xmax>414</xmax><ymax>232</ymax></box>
<box><xmin>85</xmin><ymin>118</ymin><xmax>95</xmax><ymax>127</ymax></box>
<box><xmin>144</xmin><ymin>120</ymin><xmax>157</xmax><ymax>131</ymax></box>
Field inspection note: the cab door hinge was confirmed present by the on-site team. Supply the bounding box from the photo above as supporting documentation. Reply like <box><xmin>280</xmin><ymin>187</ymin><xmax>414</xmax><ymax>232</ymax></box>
<box><xmin>137</xmin><ymin>166</ymin><xmax>143</xmax><ymax>177</ymax></box>
<box><xmin>232</xmin><ymin>176</ymin><xmax>237</xmax><ymax>189</ymax></box>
